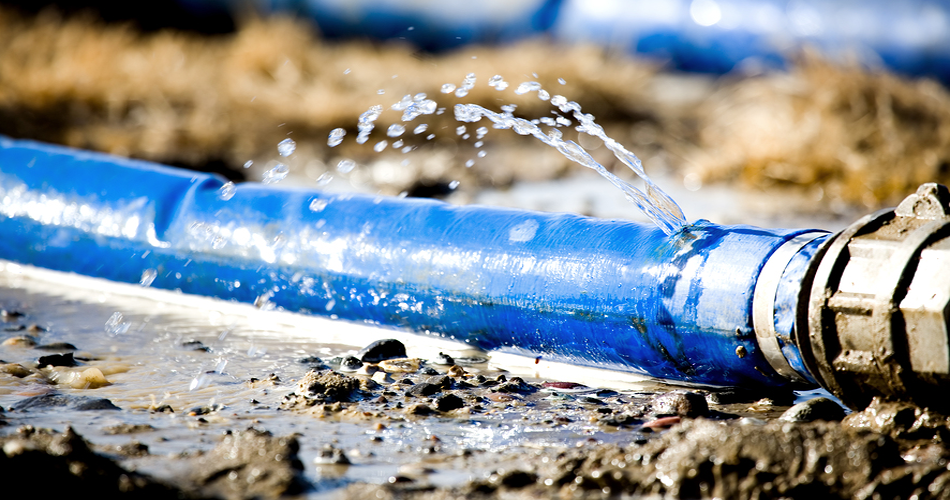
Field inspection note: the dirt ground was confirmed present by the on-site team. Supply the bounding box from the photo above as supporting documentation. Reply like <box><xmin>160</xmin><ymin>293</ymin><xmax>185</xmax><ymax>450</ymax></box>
<box><xmin>3</xmin><ymin>4</ymin><xmax>950</xmax><ymax>499</ymax></box>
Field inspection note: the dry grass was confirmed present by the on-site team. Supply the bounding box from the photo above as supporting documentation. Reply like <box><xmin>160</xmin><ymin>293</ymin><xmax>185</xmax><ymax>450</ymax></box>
<box><xmin>1</xmin><ymin>6</ymin><xmax>949</xmax><ymax>207</ymax></box>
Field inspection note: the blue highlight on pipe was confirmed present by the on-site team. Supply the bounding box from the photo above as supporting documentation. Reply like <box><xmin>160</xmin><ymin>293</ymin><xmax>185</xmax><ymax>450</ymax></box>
<box><xmin>0</xmin><ymin>136</ymin><xmax>825</xmax><ymax>388</ymax></box>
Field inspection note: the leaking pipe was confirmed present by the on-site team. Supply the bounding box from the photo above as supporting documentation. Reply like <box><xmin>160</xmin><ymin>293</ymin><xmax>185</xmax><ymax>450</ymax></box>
<box><xmin>2</xmin><ymin>136</ymin><xmax>949</xmax><ymax>410</ymax></box>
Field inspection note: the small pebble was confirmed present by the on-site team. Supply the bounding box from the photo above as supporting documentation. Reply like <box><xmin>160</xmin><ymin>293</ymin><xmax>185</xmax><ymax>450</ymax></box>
<box><xmin>34</xmin><ymin>342</ymin><xmax>78</xmax><ymax>352</ymax></box>
<box><xmin>2</xmin><ymin>336</ymin><xmax>35</xmax><ymax>347</ymax></box>
<box><xmin>435</xmin><ymin>394</ymin><xmax>465</xmax><ymax>412</ymax></box>
<box><xmin>779</xmin><ymin>397</ymin><xmax>846</xmax><ymax>422</ymax></box>
<box><xmin>406</xmin><ymin>382</ymin><xmax>441</xmax><ymax>398</ymax></box>
<box><xmin>433</xmin><ymin>352</ymin><xmax>455</xmax><ymax>365</ymax></box>
<box><xmin>378</xmin><ymin>358</ymin><xmax>420</xmax><ymax>373</ymax></box>
<box><xmin>339</xmin><ymin>356</ymin><xmax>362</xmax><ymax>372</ymax></box>
<box><xmin>358</xmin><ymin>339</ymin><xmax>407</xmax><ymax>363</ymax></box>
<box><xmin>652</xmin><ymin>390</ymin><xmax>709</xmax><ymax>418</ymax></box>
<box><xmin>37</xmin><ymin>353</ymin><xmax>76</xmax><ymax>368</ymax></box>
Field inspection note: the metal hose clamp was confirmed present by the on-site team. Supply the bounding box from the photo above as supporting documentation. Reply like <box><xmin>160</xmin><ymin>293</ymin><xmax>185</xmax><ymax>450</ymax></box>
<box><xmin>753</xmin><ymin>231</ymin><xmax>827</xmax><ymax>383</ymax></box>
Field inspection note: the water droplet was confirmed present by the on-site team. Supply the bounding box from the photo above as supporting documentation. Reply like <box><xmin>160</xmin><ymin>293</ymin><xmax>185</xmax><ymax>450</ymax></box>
<box><xmin>413</xmin><ymin>93</ymin><xmax>427</xmax><ymax>102</ymax></box>
<box><xmin>476</xmin><ymin>126</ymin><xmax>489</xmax><ymax>139</ymax></box>
<box><xmin>139</xmin><ymin>269</ymin><xmax>157</xmax><ymax>287</ymax></box>
<box><xmin>317</xmin><ymin>172</ymin><xmax>333</xmax><ymax>185</ymax></box>
<box><xmin>449</xmin><ymin>180</ymin><xmax>460</xmax><ymax>189</ymax></box>
<box><xmin>337</xmin><ymin>159</ymin><xmax>356</xmax><ymax>173</ymax></box>
<box><xmin>343</xmin><ymin>68</ymin><xmax>351</xmax><ymax>74</ymax></box>
<box><xmin>401</xmin><ymin>146</ymin><xmax>413</xmax><ymax>153</ymax></box>
<box><xmin>477</xmin><ymin>151</ymin><xmax>487</xmax><ymax>158</ymax></box>
<box><xmin>218</xmin><ymin>181</ymin><xmax>236</xmax><ymax>200</ymax></box>
<box><xmin>509</xmin><ymin>219</ymin><xmax>539</xmax><ymax>243</ymax></box>
<box><xmin>515</xmin><ymin>81</ymin><xmax>542</xmax><ymax>95</ymax></box>
<box><xmin>393</xmin><ymin>139</ymin><xmax>404</xmax><ymax>148</ymax></box>
<box><xmin>540</xmin><ymin>117</ymin><xmax>556</xmax><ymax>126</ymax></box>
<box><xmin>105</xmin><ymin>312</ymin><xmax>131</xmax><ymax>336</ymax></box>
<box><xmin>357</xmin><ymin>105</ymin><xmax>384</xmax><ymax>144</ymax></box>
<box><xmin>377</xmin><ymin>89</ymin><xmax>385</xmax><ymax>95</ymax></box>
<box><xmin>243</xmin><ymin>160</ymin><xmax>253</xmax><ymax>169</ymax></box>
<box><xmin>277</xmin><ymin>138</ymin><xmax>296</xmax><ymax>157</ymax></box>
<box><xmin>462</xmin><ymin>134</ymin><xmax>470</xmax><ymax>140</ymax></box>
<box><xmin>558</xmin><ymin>78</ymin><xmax>567</xmax><ymax>85</ymax></box>
<box><xmin>465</xmin><ymin>159</ymin><xmax>475</xmax><ymax>168</ymax></box>
<box><xmin>387</xmin><ymin>124</ymin><xmax>405</xmax><ymax>137</ymax></box>
<box><xmin>437</xmin><ymin>108</ymin><xmax>445</xmax><ymax>115</ymax></box>
<box><xmin>550</xmin><ymin>95</ymin><xmax>567</xmax><ymax>107</ymax></box>
<box><xmin>328</xmin><ymin>128</ymin><xmax>346</xmax><ymax>147</ymax></box>
<box><xmin>309</xmin><ymin>198</ymin><xmax>328</xmax><ymax>211</ymax></box>
<box><xmin>501</xmin><ymin>104</ymin><xmax>517</xmax><ymax>113</ymax></box>
<box><xmin>455</xmin><ymin>73</ymin><xmax>476</xmax><ymax>97</ymax></box>
<box><xmin>474</xmin><ymin>141</ymin><xmax>484</xmax><ymax>148</ymax></box>
<box><xmin>413</xmin><ymin>124</ymin><xmax>428</xmax><ymax>134</ymax></box>
<box><xmin>456</xmin><ymin>126</ymin><xmax>466</xmax><ymax>136</ymax></box>
<box><xmin>556</xmin><ymin>116</ymin><xmax>571</xmax><ymax>127</ymax></box>
<box><xmin>374</xmin><ymin>140</ymin><xmax>388</xmax><ymax>152</ymax></box>
<box><xmin>262</xmin><ymin>163</ymin><xmax>289</xmax><ymax>184</ymax></box>
<box><xmin>212</xmin><ymin>236</ymin><xmax>226</xmax><ymax>249</ymax></box>
<box><xmin>427</xmin><ymin>134</ymin><xmax>435</xmax><ymax>140</ymax></box>
<box><xmin>538</xmin><ymin>89</ymin><xmax>551</xmax><ymax>101</ymax></box>
<box><xmin>441</xmin><ymin>83</ymin><xmax>456</xmax><ymax>94</ymax></box>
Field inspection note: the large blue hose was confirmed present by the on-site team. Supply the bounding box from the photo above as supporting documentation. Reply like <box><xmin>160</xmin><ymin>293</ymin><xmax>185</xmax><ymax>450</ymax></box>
<box><xmin>0</xmin><ymin>136</ymin><xmax>826</xmax><ymax>388</ymax></box>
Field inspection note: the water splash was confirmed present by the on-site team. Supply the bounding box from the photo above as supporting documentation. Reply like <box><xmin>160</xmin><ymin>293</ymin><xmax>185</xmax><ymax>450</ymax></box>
<box><xmin>328</xmin><ymin>128</ymin><xmax>346</xmax><ymax>147</ymax></box>
<box><xmin>277</xmin><ymin>138</ymin><xmax>296</xmax><ymax>157</ymax></box>
<box><xmin>454</xmin><ymin>98</ymin><xmax>686</xmax><ymax>235</ymax></box>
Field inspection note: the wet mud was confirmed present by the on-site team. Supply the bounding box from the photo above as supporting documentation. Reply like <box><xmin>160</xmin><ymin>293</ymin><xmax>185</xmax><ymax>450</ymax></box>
<box><xmin>4</xmin><ymin>306</ymin><xmax>950</xmax><ymax>500</ymax></box>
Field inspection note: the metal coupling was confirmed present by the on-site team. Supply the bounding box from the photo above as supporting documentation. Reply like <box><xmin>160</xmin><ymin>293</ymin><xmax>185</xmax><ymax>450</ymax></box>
<box><xmin>797</xmin><ymin>183</ymin><xmax>950</xmax><ymax>411</ymax></box>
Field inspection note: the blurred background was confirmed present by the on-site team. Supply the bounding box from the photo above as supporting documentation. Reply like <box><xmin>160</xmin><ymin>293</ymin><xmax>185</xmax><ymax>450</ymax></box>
<box><xmin>1</xmin><ymin>0</ymin><xmax>949</xmax><ymax>228</ymax></box>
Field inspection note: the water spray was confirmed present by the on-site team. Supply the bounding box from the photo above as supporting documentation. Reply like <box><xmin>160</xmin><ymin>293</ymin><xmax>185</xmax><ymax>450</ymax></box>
<box><xmin>1</xmin><ymin>136</ymin><xmax>948</xmax><ymax>412</ymax></box>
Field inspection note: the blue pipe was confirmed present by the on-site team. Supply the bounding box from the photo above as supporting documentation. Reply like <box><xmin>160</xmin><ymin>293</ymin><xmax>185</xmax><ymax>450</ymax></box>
<box><xmin>0</xmin><ymin>136</ymin><xmax>827</xmax><ymax>388</ymax></box>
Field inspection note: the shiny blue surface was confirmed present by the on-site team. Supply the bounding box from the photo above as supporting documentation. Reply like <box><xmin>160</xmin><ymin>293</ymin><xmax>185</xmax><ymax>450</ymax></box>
<box><xmin>0</xmin><ymin>137</ymin><xmax>818</xmax><ymax>387</ymax></box>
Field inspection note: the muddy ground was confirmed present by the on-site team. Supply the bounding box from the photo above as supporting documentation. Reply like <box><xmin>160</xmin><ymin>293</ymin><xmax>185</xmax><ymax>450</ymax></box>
<box><xmin>2</xmin><ymin>281</ymin><xmax>950</xmax><ymax>500</ymax></box>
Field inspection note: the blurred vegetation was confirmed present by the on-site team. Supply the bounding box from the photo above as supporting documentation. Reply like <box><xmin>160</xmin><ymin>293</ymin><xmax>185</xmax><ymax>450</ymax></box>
<box><xmin>0</xmin><ymin>5</ymin><xmax>949</xmax><ymax>209</ymax></box>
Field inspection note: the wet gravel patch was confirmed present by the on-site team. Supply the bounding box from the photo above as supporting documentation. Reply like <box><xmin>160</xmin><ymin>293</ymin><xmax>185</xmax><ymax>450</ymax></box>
<box><xmin>3</xmin><ymin>280</ymin><xmax>950</xmax><ymax>499</ymax></box>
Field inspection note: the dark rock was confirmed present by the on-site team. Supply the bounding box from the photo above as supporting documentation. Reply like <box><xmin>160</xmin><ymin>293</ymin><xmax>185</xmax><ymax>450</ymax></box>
<box><xmin>406</xmin><ymin>403</ymin><xmax>436</xmax><ymax>416</ymax></box>
<box><xmin>652</xmin><ymin>390</ymin><xmax>708</xmax><ymax>418</ymax></box>
<box><xmin>499</xmin><ymin>470</ymin><xmax>537</xmax><ymax>489</ymax></box>
<box><xmin>4</xmin><ymin>324</ymin><xmax>25</xmax><ymax>332</ymax></box>
<box><xmin>542</xmin><ymin>381</ymin><xmax>586</xmax><ymax>389</ymax></box>
<box><xmin>780</xmin><ymin>397</ymin><xmax>846</xmax><ymax>423</ymax></box>
<box><xmin>298</xmin><ymin>355</ymin><xmax>328</xmax><ymax>369</ymax></box>
<box><xmin>435</xmin><ymin>394</ymin><xmax>465</xmax><ymax>412</ymax></box>
<box><xmin>34</xmin><ymin>342</ymin><xmax>78</xmax><ymax>352</ymax></box>
<box><xmin>339</xmin><ymin>356</ymin><xmax>363</xmax><ymax>372</ymax></box>
<box><xmin>37</xmin><ymin>352</ymin><xmax>76</xmax><ymax>367</ymax></box>
<box><xmin>181</xmin><ymin>340</ymin><xmax>209</xmax><ymax>352</ymax></box>
<box><xmin>0</xmin><ymin>309</ymin><xmax>24</xmax><ymax>320</ymax></box>
<box><xmin>407</xmin><ymin>382</ymin><xmax>441</xmax><ymax>398</ymax></box>
<box><xmin>357</xmin><ymin>338</ymin><xmax>407</xmax><ymax>363</ymax></box>
<box><xmin>418</xmin><ymin>366</ymin><xmax>439</xmax><ymax>375</ymax></box>
<box><xmin>426</xmin><ymin>375</ymin><xmax>453</xmax><ymax>390</ymax></box>
<box><xmin>433</xmin><ymin>352</ymin><xmax>455</xmax><ymax>365</ymax></box>
<box><xmin>13</xmin><ymin>394</ymin><xmax>120</xmax><ymax>411</ymax></box>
